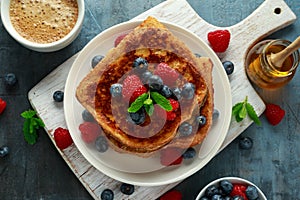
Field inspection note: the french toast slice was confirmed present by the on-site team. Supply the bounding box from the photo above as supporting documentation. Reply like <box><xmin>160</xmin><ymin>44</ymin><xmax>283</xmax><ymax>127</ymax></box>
<box><xmin>76</xmin><ymin>16</ymin><xmax>211</xmax><ymax>156</ymax></box>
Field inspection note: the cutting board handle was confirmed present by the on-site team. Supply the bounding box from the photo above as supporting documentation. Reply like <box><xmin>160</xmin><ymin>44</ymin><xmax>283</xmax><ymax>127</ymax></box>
<box><xmin>229</xmin><ymin>0</ymin><xmax>296</xmax><ymax>52</ymax></box>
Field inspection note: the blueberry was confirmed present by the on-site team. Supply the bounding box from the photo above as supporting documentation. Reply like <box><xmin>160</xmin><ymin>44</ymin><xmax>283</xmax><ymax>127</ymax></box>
<box><xmin>222</xmin><ymin>61</ymin><xmax>234</xmax><ymax>75</ymax></box>
<box><xmin>91</xmin><ymin>55</ymin><xmax>104</xmax><ymax>68</ymax></box>
<box><xmin>0</xmin><ymin>146</ymin><xmax>9</xmax><ymax>157</ymax></box>
<box><xmin>101</xmin><ymin>189</ymin><xmax>114</xmax><ymax>200</ymax></box>
<box><xmin>4</xmin><ymin>73</ymin><xmax>17</xmax><ymax>86</ymax></box>
<box><xmin>82</xmin><ymin>109</ymin><xmax>95</xmax><ymax>122</ymax></box>
<box><xmin>141</xmin><ymin>71</ymin><xmax>152</xmax><ymax>84</ymax></box>
<box><xmin>182</xmin><ymin>147</ymin><xmax>196</xmax><ymax>159</ymax></box>
<box><xmin>110</xmin><ymin>83</ymin><xmax>123</xmax><ymax>97</ymax></box>
<box><xmin>172</xmin><ymin>87</ymin><xmax>182</xmax><ymax>100</ymax></box>
<box><xmin>53</xmin><ymin>90</ymin><xmax>64</xmax><ymax>102</ymax></box>
<box><xmin>178</xmin><ymin>122</ymin><xmax>193</xmax><ymax>136</ymax></box>
<box><xmin>129</xmin><ymin>108</ymin><xmax>146</xmax><ymax>125</ymax></box>
<box><xmin>224</xmin><ymin>196</ymin><xmax>233</xmax><ymax>200</ymax></box>
<box><xmin>239</xmin><ymin>137</ymin><xmax>253</xmax><ymax>150</ymax></box>
<box><xmin>211</xmin><ymin>194</ymin><xmax>223</xmax><ymax>200</ymax></box>
<box><xmin>213</xmin><ymin>109</ymin><xmax>220</xmax><ymax>120</ymax></box>
<box><xmin>160</xmin><ymin>85</ymin><xmax>172</xmax><ymax>98</ymax></box>
<box><xmin>95</xmin><ymin>136</ymin><xmax>109</xmax><ymax>153</ymax></box>
<box><xmin>132</xmin><ymin>57</ymin><xmax>148</xmax><ymax>71</ymax></box>
<box><xmin>181</xmin><ymin>83</ymin><xmax>195</xmax><ymax>100</ymax></box>
<box><xmin>232</xmin><ymin>195</ymin><xmax>245</xmax><ymax>200</ymax></box>
<box><xmin>196</xmin><ymin>115</ymin><xmax>207</xmax><ymax>126</ymax></box>
<box><xmin>205</xmin><ymin>185</ymin><xmax>220</xmax><ymax>197</ymax></box>
<box><xmin>148</xmin><ymin>75</ymin><xmax>163</xmax><ymax>91</ymax></box>
<box><xmin>120</xmin><ymin>183</ymin><xmax>134</xmax><ymax>195</ymax></box>
<box><xmin>219</xmin><ymin>180</ymin><xmax>233</xmax><ymax>195</ymax></box>
<box><xmin>245</xmin><ymin>185</ymin><xmax>259</xmax><ymax>200</ymax></box>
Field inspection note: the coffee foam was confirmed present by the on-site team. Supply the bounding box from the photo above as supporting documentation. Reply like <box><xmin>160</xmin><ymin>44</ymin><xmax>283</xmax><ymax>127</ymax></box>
<box><xmin>10</xmin><ymin>0</ymin><xmax>78</xmax><ymax>44</ymax></box>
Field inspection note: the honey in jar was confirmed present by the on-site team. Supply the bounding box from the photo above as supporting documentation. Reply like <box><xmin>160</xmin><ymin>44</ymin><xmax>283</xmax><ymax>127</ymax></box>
<box><xmin>245</xmin><ymin>39</ymin><xmax>299</xmax><ymax>89</ymax></box>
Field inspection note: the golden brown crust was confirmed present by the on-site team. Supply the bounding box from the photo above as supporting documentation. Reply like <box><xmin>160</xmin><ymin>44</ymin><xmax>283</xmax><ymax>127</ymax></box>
<box><xmin>76</xmin><ymin>16</ymin><xmax>213</xmax><ymax>156</ymax></box>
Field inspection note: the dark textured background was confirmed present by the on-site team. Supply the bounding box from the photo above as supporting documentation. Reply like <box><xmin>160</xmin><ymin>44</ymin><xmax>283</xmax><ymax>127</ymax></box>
<box><xmin>0</xmin><ymin>0</ymin><xmax>299</xmax><ymax>199</ymax></box>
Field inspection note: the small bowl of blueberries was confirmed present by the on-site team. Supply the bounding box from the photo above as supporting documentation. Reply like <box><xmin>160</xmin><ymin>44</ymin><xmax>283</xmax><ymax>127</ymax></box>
<box><xmin>195</xmin><ymin>177</ymin><xmax>267</xmax><ymax>200</ymax></box>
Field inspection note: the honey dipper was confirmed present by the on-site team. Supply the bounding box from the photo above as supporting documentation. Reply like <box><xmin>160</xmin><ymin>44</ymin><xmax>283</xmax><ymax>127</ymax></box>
<box><xmin>268</xmin><ymin>36</ymin><xmax>300</xmax><ymax>69</ymax></box>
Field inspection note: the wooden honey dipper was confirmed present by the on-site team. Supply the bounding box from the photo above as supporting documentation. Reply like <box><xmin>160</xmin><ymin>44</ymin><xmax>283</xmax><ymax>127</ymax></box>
<box><xmin>268</xmin><ymin>36</ymin><xmax>300</xmax><ymax>69</ymax></box>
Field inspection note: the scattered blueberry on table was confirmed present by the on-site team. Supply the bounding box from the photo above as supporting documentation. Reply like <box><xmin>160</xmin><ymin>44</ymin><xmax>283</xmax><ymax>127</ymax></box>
<box><xmin>239</xmin><ymin>137</ymin><xmax>253</xmax><ymax>150</ymax></box>
<box><xmin>101</xmin><ymin>188</ymin><xmax>114</xmax><ymax>200</ymax></box>
<box><xmin>120</xmin><ymin>183</ymin><xmax>134</xmax><ymax>195</ymax></box>
<box><xmin>53</xmin><ymin>90</ymin><xmax>64</xmax><ymax>102</ymax></box>
<box><xmin>4</xmin><ymin>73</ymin><xmax>18</xmax><ymax>87</ymax></box>
<box><xmin>222</xmin><ymin>61</ymin><xmax>234</xmax><ymax>75</ymax></box>
<box><xmin>0</xmin><ymin>146</ymin><xmax>9</xmax><ymax>157</ymax></box>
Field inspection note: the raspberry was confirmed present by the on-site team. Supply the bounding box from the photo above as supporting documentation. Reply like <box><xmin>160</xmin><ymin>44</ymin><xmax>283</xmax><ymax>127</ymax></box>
<box><xmin>54</xmin><ymin>127</ymin><xmax>73</xmax><ymax>150</ymax></box>
<box><xmin>169</xmin><ymin>98</ymin><xmax>179</xmax><ymax>111</ymax></box>
<box><xmin>79</xmin><ymin>122</ymin><xmax>102</xmax><ymax>143</ymax></box>
<box><xmin>207</xmin><ymin>30</ymin><xmax>231</xmax><ymax>53</ymax></box>
<box><xmin>160</xmin><ymin>147</ymin><xmax>183</xmax><ymax>166</ymax></box>
<box><xmin>0</xmin><ymin>98</ymin><xmax>7</xmax><ymax>115</ymax></box>
<box><xmin>130</xmin><ymin>85</ymin><xmax>147</xmax><ymax>103</ymax></box>
<box><xmin>160</xmin><ymin>190</ymin><xmax>182</xmax><ymax>200</ymax></box>
<box><xmin>114</xmin><ymin>33</ymin><xmax>127</xmax><ymax>47</ymax></box>
<box><xmin>154</xmin><ymin>63</ymin><xmax>179</xmax><ymax>86</ymax></box>
<box><xmin>122</xmin><ymin>75</ymin><xmax>147</xmax><ymax>102</ymax></box>
<box><xmin>230</xmin><ymin>184</ymin><xmax>248</xmax><ymax>200</ymax></box>
<box><xmin>265</xmin><ymin>103</ymin><xmax>285</xmax><ymax>125</ymax></box>
<box><xmin>154</xmin><ymin>104</ymin><xmax>177</xmax><ymax>121</ymax></box>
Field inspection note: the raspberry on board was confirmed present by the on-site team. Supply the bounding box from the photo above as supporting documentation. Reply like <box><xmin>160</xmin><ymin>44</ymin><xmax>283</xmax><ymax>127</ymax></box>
<box><xmin>207</xmin><ymin>29</ymin><xmax>231</xmax><ymax>53</ymax></box>
<box><xmin>54</xmin><ymin>127</ymin><xmax>73</xmax><ymax>150</ymax></box>
<box><xmin>265</xmin><ymin>103</ymin><xmax>285</xmax><ymax>125</ymax></box>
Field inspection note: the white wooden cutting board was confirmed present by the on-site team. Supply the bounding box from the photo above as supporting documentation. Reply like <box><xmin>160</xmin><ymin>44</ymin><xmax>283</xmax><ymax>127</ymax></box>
<box><xmin>28</xmin><ymin>0</ymin><xmax>296</xmax><ymax>199</ymax></box>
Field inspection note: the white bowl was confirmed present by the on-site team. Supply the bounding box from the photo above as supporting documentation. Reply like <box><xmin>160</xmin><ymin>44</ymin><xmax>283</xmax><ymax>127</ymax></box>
<box><xmin>1</xmin><ymin>0</ymin><xmax>84</xmax><ymax>52</ymax></box>
<box><xmin>195</xmin><ymin>177</ymin><xmax>267</xmax><ymax>200</ymax></box>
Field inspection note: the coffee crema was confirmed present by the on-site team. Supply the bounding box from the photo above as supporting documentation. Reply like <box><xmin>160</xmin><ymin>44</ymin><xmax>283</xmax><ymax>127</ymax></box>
<box><xmin>10</xmin><ymin>0</ymin><xmax>78</xmax><ymax>44</ymax></box>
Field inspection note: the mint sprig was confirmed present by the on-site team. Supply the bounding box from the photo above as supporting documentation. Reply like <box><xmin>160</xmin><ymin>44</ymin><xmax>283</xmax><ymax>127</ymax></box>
<box><xmin>127</xmin><ymin>91</ymin><xmax>172</xmax><ymax>115</ymax></box>
<box><xmin>21</xmin><ymin>109</ymin><xmax>45</xmax><ymax>145</ymax></box>
<box><xmin>232</xmin><ymin>96</ymin><xmax>261</xmax><ymax>125</ymax></box>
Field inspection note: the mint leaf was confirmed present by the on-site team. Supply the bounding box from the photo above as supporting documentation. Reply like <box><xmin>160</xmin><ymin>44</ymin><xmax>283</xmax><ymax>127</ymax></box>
<box><xmin>23</xmin><ymin>118</ymin><xmax>38</xmax><ymax>145</ymax></box>
<box><xmin>232</xmin><ymin>102</ymin><xmax>243</xmax><ymax>116</ymax></box>
<box><xmin>21</xmin><ymin>110</ymin><xmax>36</xmax><ymax>119</ymax></box>
<box><xmin>128</xmin><ymin>93</ymin><xmax>148</xmax><ymax>113</ymax></box>
<box><xmin>232</xmin><ymin>96</ymin><xmax>261</xmax><ymax>125</ymax></box>
<box><xmin>246</xmin><ymin>102</ymin><xmax>261</xmax><ymax>125</ymax></box>
<box><xmin>150</xmin><ymin>92</ymin><xmax>172</xmax><ymax>111</ymax></box>
<box><xmin>21</xmin><ymin>109</ymin><xmax>44</xmax><ymax>145</ymax></box>
<box><xmin>144</xmin><ymin>104</ymin><xmax>154</xmax><ymax>116</ymax></box>
<box><xmin>239</xmin><ymin>103</ymin><xmax>247</xmax><ymax>119</ymax></box>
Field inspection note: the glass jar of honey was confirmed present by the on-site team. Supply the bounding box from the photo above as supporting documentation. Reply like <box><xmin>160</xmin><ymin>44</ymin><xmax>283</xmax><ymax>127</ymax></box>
<box><xmin>245</xmin><ymin>39</ymin><xmax>299</xmax><ymax>89</ymax></box>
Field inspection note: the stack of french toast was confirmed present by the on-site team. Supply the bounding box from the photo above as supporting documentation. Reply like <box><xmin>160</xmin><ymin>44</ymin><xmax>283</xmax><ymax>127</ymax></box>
<box><xmin>76</xmin><ymin>16</ymin><xmax>214</xmax><ymax>158</ymax></box>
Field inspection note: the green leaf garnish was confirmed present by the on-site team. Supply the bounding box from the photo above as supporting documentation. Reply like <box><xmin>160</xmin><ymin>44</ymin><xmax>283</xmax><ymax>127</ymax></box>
<box><xmin>232</xmin><ymin>96</ymin><xmax>261</xmax><ymax>125</ymax></box>
<box><xmin>144</xmin><ymin>104</ymin><xmax>154</xmax><ymax>116</ymax></box>
<box><xmin>150</xmin><ymin>92</ymin><xmax>172</xmax><ymax>111</ymax></box>
<box><xmin>21</xmin><ymin>109</ymin><xmax>45</xmax><ymax>145</ymax></box>
<box><xmin>245</xmin><ymin>102</ymin><xmax>261</xmax><ymax>125</ymax></box>
<box><xmin>128</xmin><ymin>93</ymin><xmax>148</xmax><ymax>113</ymax></box>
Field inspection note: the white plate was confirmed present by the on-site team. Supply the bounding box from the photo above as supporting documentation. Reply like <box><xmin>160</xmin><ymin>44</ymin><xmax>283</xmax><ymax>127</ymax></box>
<box><xmin>64</xmin><ymin>19</ymin><xmax>232</xmax><ymax>186</ymax></box>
